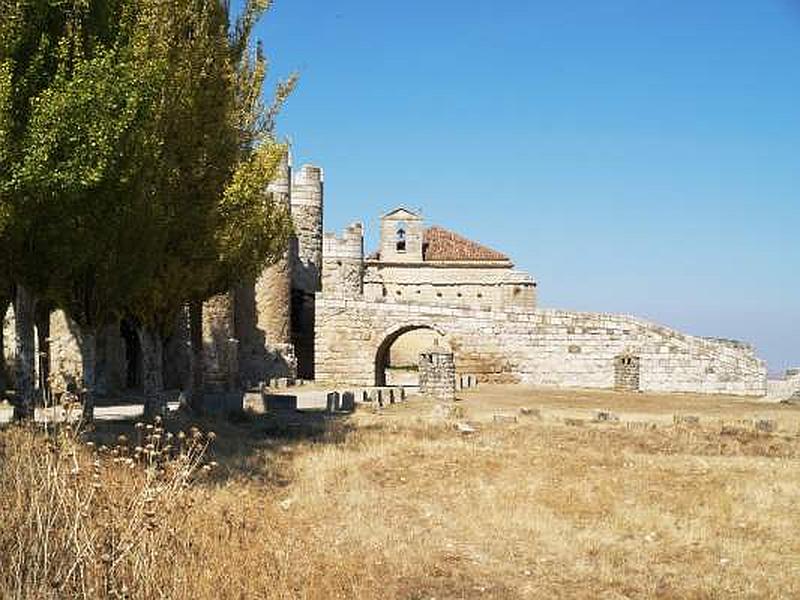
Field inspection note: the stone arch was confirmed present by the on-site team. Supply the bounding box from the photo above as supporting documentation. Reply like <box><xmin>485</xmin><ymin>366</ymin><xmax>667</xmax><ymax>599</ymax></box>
<box><xmin>374</xmin><ymin>323</ymin><xmax>449</xmax><ymax>386</ymax></box>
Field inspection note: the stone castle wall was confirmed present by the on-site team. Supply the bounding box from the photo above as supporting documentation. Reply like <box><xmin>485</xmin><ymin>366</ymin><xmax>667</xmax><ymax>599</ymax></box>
<box><xmin>0</xmin><ymin>160</ymin><xmax>777</xmax><ymax>402</ymax></box>
<box><xmin>766</xmin><ymin>369</ymin><xmax>800</xmax><ymax>401</ymax></box>
<box><xmin>315</xmin><ymin>296</ymin><xmax>767</xmax><ymax>395</ymax></box>
<box><xmin>363</xmin><ymin>262</ymin><xmax>536</xmax><ymax>312</ymax></box>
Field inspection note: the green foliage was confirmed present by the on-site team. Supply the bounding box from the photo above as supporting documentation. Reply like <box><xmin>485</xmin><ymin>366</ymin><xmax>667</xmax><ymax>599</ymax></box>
<box><xmin>0</xmin><ymin>60</ymin><xmax>11</xmax><ymax>234</ymax></box>
<box><xmin>216</xmin><ymin>142</ymin><xmax>293</xmax><ymax>285</ymax></box>
<box><xmin>13</xmin><ymin>21</ymin><xmax>166</xmax><ymax>327</ymax></box>
<box><xmin>1</xmin><ymin>0</ymin><xmax>296</xmax><ymax>408</ymax></box>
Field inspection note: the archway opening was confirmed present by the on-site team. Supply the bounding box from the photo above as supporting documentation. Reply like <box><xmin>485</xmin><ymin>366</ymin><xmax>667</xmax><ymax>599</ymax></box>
<box><xmin>375</xmin><ymin>326</ymin><xmax>449</xmax><ymax>387</ymax></box>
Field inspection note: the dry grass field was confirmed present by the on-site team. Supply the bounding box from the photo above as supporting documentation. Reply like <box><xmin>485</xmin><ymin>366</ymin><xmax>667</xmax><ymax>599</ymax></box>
<box><xmin>2</xmin><ymin>385</ymin><xmax>800</xmax><ymax>599</ymax></box>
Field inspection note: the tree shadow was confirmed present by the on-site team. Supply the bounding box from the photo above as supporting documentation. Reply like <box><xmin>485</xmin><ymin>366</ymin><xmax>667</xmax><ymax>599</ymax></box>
<box><xmin>86</xmin><ymin>405</ymin><xmax>362</xmax><ymax>486</ymax></box>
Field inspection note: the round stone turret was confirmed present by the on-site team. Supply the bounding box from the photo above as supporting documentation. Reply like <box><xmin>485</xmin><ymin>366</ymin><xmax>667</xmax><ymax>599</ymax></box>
<box><xmin>291</xmin><ymin>164</ymin><xmax>324</xmax><ymax>293</ymax></box>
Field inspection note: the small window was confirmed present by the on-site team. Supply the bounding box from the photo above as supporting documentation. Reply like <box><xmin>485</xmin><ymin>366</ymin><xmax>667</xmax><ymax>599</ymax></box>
<box><xmin>477</xmin><ymin>293</ymin><xmax>483</xmax><ymax>298</ymax></box>
<box><xmin>395</xmin><ymin>223</ymin><xmax>407</xmax><ymax>252</ymax></box>
<box><xmin>457</xmin><ymin>292</ymin><xmax>462</xmax><ymax>298</ymax></box>
<box><xmin>396</xmin><ymin>290</ymin><xmax>402</xmax><ymax>296</ymax></box>
<box><xmin>436</xmin><ymin>292</ymin><xmax>443</xmax><ymax>298</ymax></box>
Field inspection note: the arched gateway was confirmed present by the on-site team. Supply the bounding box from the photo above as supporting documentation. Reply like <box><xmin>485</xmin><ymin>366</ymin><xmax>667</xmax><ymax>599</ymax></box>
<box><xmin>373</xmin><ymin>324</ymin><xmax>449</xmax><ymax>386</ymax></box>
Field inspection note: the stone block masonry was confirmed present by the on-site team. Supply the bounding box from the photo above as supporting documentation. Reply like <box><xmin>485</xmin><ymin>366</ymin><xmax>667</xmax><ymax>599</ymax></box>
<box><xmin>1</xmin><ymin>167</ymin><xmax>776</xmax><ymax>403</ymax></box>
<box><xmin>419</xmin><ymin>346</ymin><xmax>456</xmax><ymax>401</ymax></box>
<box><xmin>316</xmin><ymin>209</ymin><xmax>768</xmax><ymax>397</ymax></box>
<box><xmin>766</xmin><ymin>369</ymin><xmax>800</xmax><ymax>401</ymax></box>
<box><xmin>315</xmin><ymin>297</ymin><xmax>767</xmax><ymax>396</ymax></box>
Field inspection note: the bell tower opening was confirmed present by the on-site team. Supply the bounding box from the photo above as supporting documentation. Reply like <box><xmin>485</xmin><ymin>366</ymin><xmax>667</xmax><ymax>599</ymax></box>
<box><xmin>395</xmin><ymin>223</ymin><xmax>407</xmax><ymax>252</ymax></box>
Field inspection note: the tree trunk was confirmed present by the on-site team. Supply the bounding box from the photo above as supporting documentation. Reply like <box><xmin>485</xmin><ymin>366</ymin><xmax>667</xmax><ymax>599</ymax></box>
<box><xmin>35</xmin><ymin>303</ymin><xmax>51</xmax><ymax>406</ymax></box>
<box><xmin>78</xmin><ymin>328</ymin><xmax>97</xmax><ymax>423</ymax></box>
<box><xmin>13</xmin><ymin>284</ymin><xmax>36</xmax><ymax>420</ymax></box>
<box><xmin>188</xmin><ymin>301</ymin><xmax>203</xmax><ymax>412</ymax></box>
<box><xmin>0</xmin><ymin>295</ymin><xmax>8</xmax><ymax>397</ymax></box>
<box><xmin>139</xmin><ymin>324</ymin><xmax>165</xmax><ymax>419</ymax></box>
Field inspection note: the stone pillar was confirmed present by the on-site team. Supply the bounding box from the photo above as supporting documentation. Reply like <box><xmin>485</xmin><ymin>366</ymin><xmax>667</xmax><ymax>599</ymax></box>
<box><xmin>163</xmin><ymin>306</ymin><xmax>191</xmax><ymax>391</ymax></box>
<box><xmin>202</xmin><ymin>292</ymin><xmax>239</xmax><ymax>392</ymax></box>
<box><xmin>419</xmin><ymin>343</ymin><xmax>456</xmax><ymax>401</ymax></box>
<box><xmin>48</xmin><ymin>310</ymin><xmax>83</xmax><ymax>398</ymax></box>
<box><xmin>13</xmin><ymin>284</ymin><xmax>36</xmax><ymax>418</ymax></box>
<box><xmin>614</xmin><ymin>354</ymin><xmax>640</xmax><ymax>392</ymax></box>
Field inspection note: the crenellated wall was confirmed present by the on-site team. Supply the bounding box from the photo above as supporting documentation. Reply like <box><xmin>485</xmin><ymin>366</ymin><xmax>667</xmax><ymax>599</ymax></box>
<box><xmin>322</xmin><ymin>223</ymin><xmax>364</xmax><ymax>299</ymax></box>
<box><xmin>0</xmin><ymin>160</ymin><xmax>779</xmax><ymax>403</ymax></box>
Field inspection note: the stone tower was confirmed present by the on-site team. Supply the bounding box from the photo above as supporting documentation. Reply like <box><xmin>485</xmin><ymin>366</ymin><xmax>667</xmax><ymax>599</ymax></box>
<box><xmin>322</xmin><ymin>223</ymin><xmax>364</xmax><ymax>298</ymax></box>
<box><xmin>290</xmin><ymin>164</ymin><xmax>324</xmax><ymax>292</ymax></box>
<box><xmin>289</xmin><ymin>164</ymin><xmax>324</xmax><ymax>379</ymax></box>
<box><xmin>236</xmin><ymin>154</ymin><xmax>296</xmax><ymax>386</ymax></box>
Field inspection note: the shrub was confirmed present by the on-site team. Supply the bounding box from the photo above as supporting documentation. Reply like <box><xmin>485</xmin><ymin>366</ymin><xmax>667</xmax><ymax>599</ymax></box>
<box><xmin>0</xmin><ymin>411</ymin><xmax>215</xmax><ymax>599</ymax></box>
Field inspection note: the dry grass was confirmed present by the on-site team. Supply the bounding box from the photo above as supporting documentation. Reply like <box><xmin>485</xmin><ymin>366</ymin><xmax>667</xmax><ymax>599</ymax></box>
<box><xmin>2</xmin><ymin>386</ymin><xmax>800</xmax><ymax>599</ymax></box>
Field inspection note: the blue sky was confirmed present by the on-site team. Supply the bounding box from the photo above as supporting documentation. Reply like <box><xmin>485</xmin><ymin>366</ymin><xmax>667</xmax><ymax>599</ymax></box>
<box><xmin>256</xmin><ymin>0</ymin><xmax>800</xmax><ymax>372</ymax></box>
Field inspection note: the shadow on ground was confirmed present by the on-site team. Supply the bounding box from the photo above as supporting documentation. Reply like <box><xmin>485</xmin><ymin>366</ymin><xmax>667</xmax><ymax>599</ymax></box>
<box><xmin>86</xmin><ymin>407</ymin><xmax>368</xmax><ymax>486</ymax></box>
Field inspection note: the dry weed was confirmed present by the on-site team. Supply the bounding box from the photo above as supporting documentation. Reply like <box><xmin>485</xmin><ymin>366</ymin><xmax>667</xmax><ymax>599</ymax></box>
<box><xmin>1</xmin><ymin>387</ymin><xmax>799</xmax><ymax>599</ymax></box>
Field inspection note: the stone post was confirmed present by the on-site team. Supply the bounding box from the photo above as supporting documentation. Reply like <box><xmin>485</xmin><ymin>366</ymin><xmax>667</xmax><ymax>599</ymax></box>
<box><xmin>418</xmin><ymin>342</ymin><xmax>456</xmax><ymax>401</ymax></box>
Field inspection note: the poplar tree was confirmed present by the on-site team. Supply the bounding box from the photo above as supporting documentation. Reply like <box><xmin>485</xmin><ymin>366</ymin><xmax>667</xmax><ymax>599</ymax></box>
<box><xmin>125</xmin><ymin>0</ymin><xmax>294</xmax><ymax>417</ymax></box>
<box><xmin>3</xmin><ymin>0</ymin><xmax>294</xmax><ymax>420</ymax></box>
<box><xmin>0</xmin><ymin>0</ymin><xmax>78</xmax><ymax>418</ymax></box>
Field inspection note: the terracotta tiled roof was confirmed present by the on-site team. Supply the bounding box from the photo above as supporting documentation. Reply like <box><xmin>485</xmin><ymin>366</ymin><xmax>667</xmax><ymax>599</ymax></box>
<box><xmin>422</xmin><ymin>226</ymin><xmax>509</xmax><ymax>262</ymax></box>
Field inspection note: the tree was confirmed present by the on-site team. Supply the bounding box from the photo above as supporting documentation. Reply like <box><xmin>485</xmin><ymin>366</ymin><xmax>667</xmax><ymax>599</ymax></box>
<box><xmin>0</xmin><ymin>0</ymin><xmax>76</xmax><ymax>418</ymax></box>
<box><xmin>124</xmin><ymin>0</ymin><xmax>294</xmax><ymax>416</ymax></box>
<box><xmin>10</xmin><ymin>1</ymin><xmax>170</xmax><ymax>420</ymax></box>
<box><xmin>3</xmin><ymin>0</ymin><xmax>294</xmax><ymax>420</ymax></box>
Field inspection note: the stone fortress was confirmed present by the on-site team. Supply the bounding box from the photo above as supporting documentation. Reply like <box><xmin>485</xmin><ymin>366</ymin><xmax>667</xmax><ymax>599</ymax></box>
<box><xmin>3</xmin><ymin>156</ymin><xmax>798</xmax><ymax>402</ymax></box>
